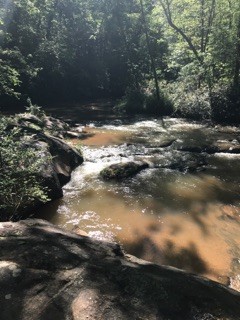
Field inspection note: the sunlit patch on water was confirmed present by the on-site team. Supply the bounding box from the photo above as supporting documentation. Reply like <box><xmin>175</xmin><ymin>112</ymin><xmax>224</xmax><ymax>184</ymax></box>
<box><xmin>65</xmin><ymin>210</ymin><xmax>121</xmax><ymax>242</ymax></box>
<box><xmin>39</xmin><ymin>117</ymin><xmax>240</xmax><ymax>285</ymax></box>
<box><xmin>169</xmin><ymin>122</ymin><xmax>207</xmax><ymax>132</ymax></box>
<box><xmin>80</xmin><ymin>127</ymin><xmax>132</xmax><ymax>146</ymax></box>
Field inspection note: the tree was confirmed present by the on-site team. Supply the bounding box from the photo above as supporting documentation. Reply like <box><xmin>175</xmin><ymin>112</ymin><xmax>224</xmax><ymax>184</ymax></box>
<box><xmin>140</xmin><ymin>0</ymin><xmax>161</xmax><ymax>106</ymax></box>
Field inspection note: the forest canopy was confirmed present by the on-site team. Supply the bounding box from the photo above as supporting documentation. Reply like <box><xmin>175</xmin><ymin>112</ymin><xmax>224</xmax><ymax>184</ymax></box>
<box><xmin>0</xmin><ymin>0</ymin><xmax>239</xmax><ymax>121</ymax></box>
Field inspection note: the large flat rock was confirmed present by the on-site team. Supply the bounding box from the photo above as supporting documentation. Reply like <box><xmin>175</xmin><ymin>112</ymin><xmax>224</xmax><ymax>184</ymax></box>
<box><xmin>0</xmin><ymin>219</ymin><xmax>240</xmax><ymax>320</ymax></box>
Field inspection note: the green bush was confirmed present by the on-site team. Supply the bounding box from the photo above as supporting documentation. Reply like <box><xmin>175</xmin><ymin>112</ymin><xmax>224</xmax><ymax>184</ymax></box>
<box><xmin>165</xmin><ymin>81</ymin><xmax>212</xmax><ymax>120</ymax></box>
<box><xmin>25</xmin><ymin>98</ymin><xmax>46</xmax><ymax>120</ymax></box>
<box><xmin>211</xmin><ymin>85</ymin><xmax>240</xmax><ymax>123</ymax></box>
<box><xmin>145</xmin><ymin>92</ymin><xmax>173</xmax><ymax>116</ymax></box>
<box><xmin>0</xmin><ymin>118</ymin><xmax>49</xmax><ymax>220</ymax></box>
<box><xmin>125</xmin><ymin>89</ymin><xmax>146</xmax><ymax>114</ymax></box>
<box><xmin>116</xmin><ymin>87</ymin><xmax>173</xmax><ymax>116</ymax></box>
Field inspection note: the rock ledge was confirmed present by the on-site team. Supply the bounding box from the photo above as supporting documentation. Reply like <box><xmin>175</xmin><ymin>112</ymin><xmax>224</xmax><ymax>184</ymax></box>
<box><xmin>0</xmin><ymin>219</ymin><xmax>240</xmax><ymax>320</ymax></box>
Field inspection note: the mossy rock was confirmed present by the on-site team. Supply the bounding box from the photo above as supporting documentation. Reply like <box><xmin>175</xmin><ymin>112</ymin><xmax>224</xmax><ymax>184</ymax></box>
<box><xmin>100</xmin><ymin>161</ymin><xmax>149</xmax><ymax>180</ymax></box>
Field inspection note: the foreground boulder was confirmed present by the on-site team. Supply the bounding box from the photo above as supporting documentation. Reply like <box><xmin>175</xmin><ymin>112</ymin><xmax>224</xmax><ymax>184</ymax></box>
<box><xmin>0</xmin><ymin>219</ymin><xmax>239</xmax><ymax>320</ymax></box>
<box><xmin>100</xmin><ymin>161</ymin><xmax>149</xmax><ymax>180</ymax></box>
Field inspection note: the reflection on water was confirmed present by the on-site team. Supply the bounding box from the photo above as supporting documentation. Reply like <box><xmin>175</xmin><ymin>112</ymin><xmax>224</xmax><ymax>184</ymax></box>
<box><xmin>78</xmin><ymin>127</ymin><xmax>132</xmax><ymax>146</ymax></box>
<box><xmin>39</xmin><ymin>116</ymin><xmax>240</xmax><ymax>285</ymax></box>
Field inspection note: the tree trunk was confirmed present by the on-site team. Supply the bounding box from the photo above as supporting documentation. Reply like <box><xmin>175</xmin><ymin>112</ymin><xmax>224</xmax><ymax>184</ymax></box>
<box><xmin>140</xmin><ymin>0</ymin><xmax>161</xmax><ymax>107</ymax></box>
<box><xmin>233</xmin><ymin>17</ymin><xmax>240</xmax><ymax>89</ymax></box>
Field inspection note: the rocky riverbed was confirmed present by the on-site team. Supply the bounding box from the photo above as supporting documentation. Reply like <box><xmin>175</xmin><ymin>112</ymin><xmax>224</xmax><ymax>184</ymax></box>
<box><xmin>1</xmin><ymin>106</ymin><xmax>240</xmax><ymax>318</ymax></box>
<box><xmin>38</xmin><ymin>117</ymin><xmax>240</xmax><ymax>286</ymax></box>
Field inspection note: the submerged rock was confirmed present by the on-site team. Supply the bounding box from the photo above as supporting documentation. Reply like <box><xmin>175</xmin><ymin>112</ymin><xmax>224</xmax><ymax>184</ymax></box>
<box><xmin>0</xmin><ymin>219</ymin><xmax>239</xmax><ymax>320</ymax></box>
<box><xmin>146</xmin><ymin>138</ymin><xmax>176</xmax><ymax>148</ymax></box>
<box><xmin>100</xmin><ymin>161</ymin><xmax>149</xmax><ymax>180</ymax></box>
<box><xmin>178</xmin><ymin>140</ymin><xmax>240</xmax><ymax>154</ymax></box>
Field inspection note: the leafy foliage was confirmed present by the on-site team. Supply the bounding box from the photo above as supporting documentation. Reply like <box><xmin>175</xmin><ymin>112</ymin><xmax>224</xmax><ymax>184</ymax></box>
<box><xmin>117</xmin><ymin>84</ymin><xmax>173</xmax><ymax>116</ymax></box>
<box><xmin>0</xmin><ymin>117</ymin><xmax>49</xmax><ymax>220</ymax></box>
<box><xmin>0</xmin><ymin>49</ymin><xmax>21</xmax><ymax>97</ymax></box>
<box><xmin>25</xmin><ymin>98</ymin><xmax>46</xmax><ymax>119</ymax></box>
<box><xmin>0</xmin><ymin>0</ymin><xmax>239</xmax><ymax>121</ymax></box>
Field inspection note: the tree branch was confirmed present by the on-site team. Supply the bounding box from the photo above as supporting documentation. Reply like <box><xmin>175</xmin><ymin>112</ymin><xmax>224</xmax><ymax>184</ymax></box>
<box><xmin>159</xmin><ymin>0</ymin><xmax>203</xmax><ymax>63</ymax></box>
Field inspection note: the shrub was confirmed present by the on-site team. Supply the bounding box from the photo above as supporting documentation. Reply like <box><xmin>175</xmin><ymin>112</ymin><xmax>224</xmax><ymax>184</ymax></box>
<box><xmin>210</xmin><ymin>85</ymin><xmax>240</xmax><ymax>123</ymax></box>
<box><xmin>115</xmin><ymin>87</ymin><xmax>173</xmax><ymax>116</ymax></box>
<box><xmin>145</xmin><ymin>92</ymin><xmax>173</xmax><ymax>116</ymax></box>
<box><xmin>0</xmin><ymin>118</ymin><xmax>49</xmax><ymax>220</ymax></box>
<box><xmin>25</xmin><ymin>98</ymin><xmax>46</xmax><ymax>120</ymax></box>
<box><xmin>125</xmin><ymin>89</ymin><xmax>146</xmax><ymax>114</ymax></box>
<box><xmin>165</xmin><ymin>81</ymin><xmax>212</xmax><ymax>120</ymax></box>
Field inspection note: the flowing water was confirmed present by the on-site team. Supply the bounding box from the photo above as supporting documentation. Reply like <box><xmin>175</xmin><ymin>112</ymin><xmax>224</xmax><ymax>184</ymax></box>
<box><xmin>39</xmin><ymin>104</ymin><xmax>240</xmax><ymax>286</ymax></box>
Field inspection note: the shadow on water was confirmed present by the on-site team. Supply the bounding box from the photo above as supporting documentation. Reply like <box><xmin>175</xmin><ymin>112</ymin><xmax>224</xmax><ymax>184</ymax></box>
<box><xmin>44</xmin><ymin>100</ymin><xmax>142</xmax><ymax>126</ymax></box>
<box><xmin>128</xmin><ymin>169</ymin><xmax>240</xmax><ymax>216</ymax></box>
<box><xmin>125</xmin><ymin>236</ymin><xmax>208</xmax><ymax>275</ymax></box>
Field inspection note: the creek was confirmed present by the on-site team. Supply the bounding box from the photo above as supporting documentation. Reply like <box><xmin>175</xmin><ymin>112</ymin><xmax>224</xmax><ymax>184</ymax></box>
<box><xmin>40</xmin><ymin>102</ymin><xmax>240</xmax><ymax>285</ymax></box>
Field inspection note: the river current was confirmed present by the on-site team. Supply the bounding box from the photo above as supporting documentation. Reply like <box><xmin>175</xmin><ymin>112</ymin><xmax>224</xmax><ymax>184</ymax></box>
<box><xmin>39</xmin><ymin>104</ymin><xmax>240</xmax><ymax>286</ymax></box>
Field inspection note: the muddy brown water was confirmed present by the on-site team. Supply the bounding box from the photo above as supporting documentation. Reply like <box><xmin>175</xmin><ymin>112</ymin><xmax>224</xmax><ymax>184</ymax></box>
<box><xmin>37</xmin><ymin>106</ymin><xmax>240</xmax><ymax>286</ymax></box>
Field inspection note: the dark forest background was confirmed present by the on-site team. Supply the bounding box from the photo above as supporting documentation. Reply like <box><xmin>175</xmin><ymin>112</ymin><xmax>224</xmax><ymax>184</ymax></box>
<box><xmin>0</xmin><ymin>0</ymin><xmax>240</xmax><ymax>122</ymax></box>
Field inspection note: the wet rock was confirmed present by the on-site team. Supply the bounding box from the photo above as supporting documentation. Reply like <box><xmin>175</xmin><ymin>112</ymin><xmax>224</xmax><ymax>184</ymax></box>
<box><xmin>211</xmin><ymin>140</ymin><xmax>240</xmax><ymax>153</ymax></box>
<box><xmin>72</xmin><ymin>226</ymin><xmax>88</xmax><ymax>236</ymax></box>
<box><xmin>0</xmin><ymin>219</ymin><xmax>239</xmax><ymax>320</ymax></box>
<box><xmin>100</xmin><ymin>161</ymin><xmax>149</xmax><ymax>180</ymax></box>
<box><xmin>33</xmin><ymin>140</ymin><xmax>63</xmax><ymax>200</ymax></box>
<box><xmin>147</xmin><ymin>151</ymin><xmax>207</xmax><ymax>173</ymax></box>
<box><xmin>165</xmin><ymin>158</ymin><xmax>207</xmax><ymax>173</ymax></box>
<box><xmin>178</xmin><ymin>140</ymin><xmax>240</xmax><ymax>154</ymax></box>
<box><xmin>38</xmin><ymin>133</ymin><xmax>84</xmax><ymax>185</ymax></box>
<box><xmin>65</xmin><ymin>131</ymin><xmax>82</xmax><ymax>138</ymax></box>
<box><xmin>22</xmin><ymin>132</ymin><xmax>83</xmax><ymax>199</ymax></box>
<box><xmin>178</xmin><ymin>145</ymin><xmax>208</xmax><ymax>153</ymax></box>
<box><xmin>147</xmin><ymin>139</ymin><xmax>176</xmax><ymax>148</ymax></box>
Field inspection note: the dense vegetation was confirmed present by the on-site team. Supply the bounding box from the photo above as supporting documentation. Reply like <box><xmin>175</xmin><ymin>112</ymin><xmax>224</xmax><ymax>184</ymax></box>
<box><xmin>0</xmin><ymin>113</ymin><xmax>49</xmax><ymax>220</ymax></box>
<box><xmin>0</xmin><ymin>0</ymin><xmax>239</xmax><ymax>120</ymax></box>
